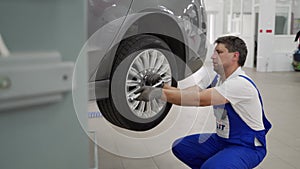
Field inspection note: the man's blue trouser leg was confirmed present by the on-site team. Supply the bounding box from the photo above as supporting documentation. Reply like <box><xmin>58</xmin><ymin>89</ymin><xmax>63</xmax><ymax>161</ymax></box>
<box><xmin>172</xmin><ymin>133</ymin><xmax>266</xmax><ymax>169</ymax></box>
<box><xmin>172</xmin><ymin>134</ymin><xmax>222</xmax><ymax>169</ymax></box>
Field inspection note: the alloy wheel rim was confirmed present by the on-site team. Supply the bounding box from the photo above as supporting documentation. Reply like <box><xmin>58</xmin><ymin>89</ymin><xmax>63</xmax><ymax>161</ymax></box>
<box><xmin>125</xmin><ymin>49</ymin><xmax>172</xmax><ymax>119</ymax></box>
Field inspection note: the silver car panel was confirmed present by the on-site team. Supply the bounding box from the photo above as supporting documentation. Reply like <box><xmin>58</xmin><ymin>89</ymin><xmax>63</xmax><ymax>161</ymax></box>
<box><xmin>87</xmin><ymin>0</ymin><xmax>133</xmax><ymax>81</ymax></box>
<box><xmin>157</xmin><ymin>0</ymin><xmax>207</xmax><ymax>65</ymax></box>
<box><xmin>88</xmin><ymin>0</ymin><xmax>207</xmax><ymax>100</ymax></box>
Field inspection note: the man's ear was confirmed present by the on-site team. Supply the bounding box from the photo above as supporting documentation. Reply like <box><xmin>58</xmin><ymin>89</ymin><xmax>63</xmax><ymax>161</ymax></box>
<box><xmin>233</xmin><ymin>51</ymin><xmax>240</xmax><ymax>62</ymax></box>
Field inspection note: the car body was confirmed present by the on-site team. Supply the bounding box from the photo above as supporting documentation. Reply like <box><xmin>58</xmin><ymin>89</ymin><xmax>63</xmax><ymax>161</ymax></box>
<box><xmin>87</xmin><ymin>0</ymin><xmax>207</xmax><ymax>131</ymax></box>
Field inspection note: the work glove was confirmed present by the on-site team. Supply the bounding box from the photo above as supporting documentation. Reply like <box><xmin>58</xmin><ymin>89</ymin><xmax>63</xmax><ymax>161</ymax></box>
<box><xmin>146</xmin><ymin>73</ymin><xmax>164</xmax><ymax>88</ymax></box>
<box><xmin>134</xmin><ymin>86</ymin><xmax>162</xmax><ymax>102</ymax></box>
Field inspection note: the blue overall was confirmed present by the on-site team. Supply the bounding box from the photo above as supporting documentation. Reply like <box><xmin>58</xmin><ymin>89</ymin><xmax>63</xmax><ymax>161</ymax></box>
<box><xmin>172</xmin><ymin>75</ymin><xmax>271</xmax><ymax>169</ymax></box>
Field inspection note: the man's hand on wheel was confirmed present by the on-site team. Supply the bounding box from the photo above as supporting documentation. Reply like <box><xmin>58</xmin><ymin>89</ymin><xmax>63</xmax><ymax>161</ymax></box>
<box><xmin>146</xmin><ymin>73</ymin><xmax>164</xmax><ymax>88</ymax></box>
<box><xmin>134</xmin><ymin>86</ymin><xmax>162</xmax><ymax>102</ymax></box>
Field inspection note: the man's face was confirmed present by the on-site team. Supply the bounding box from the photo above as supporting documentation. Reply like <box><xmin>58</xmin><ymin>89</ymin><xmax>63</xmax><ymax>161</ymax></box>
<box><xmin>211</xmin><ymin>43</ymin><xmax>235</xmax><ymax>73</ymax></box>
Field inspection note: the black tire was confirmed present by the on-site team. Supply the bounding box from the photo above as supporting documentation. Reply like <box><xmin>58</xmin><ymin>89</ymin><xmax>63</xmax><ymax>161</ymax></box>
<box><xmin>97</xmin><ymin>34</ymin><xmax>178</xmax><ymax>131</ymax></box>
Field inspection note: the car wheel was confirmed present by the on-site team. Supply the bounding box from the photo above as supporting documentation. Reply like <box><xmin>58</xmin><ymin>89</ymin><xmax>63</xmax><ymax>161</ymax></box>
<box><xmin>97</xmin><ymin>34</ymin><xmax>178</xmax><ymax>131</ymax></box>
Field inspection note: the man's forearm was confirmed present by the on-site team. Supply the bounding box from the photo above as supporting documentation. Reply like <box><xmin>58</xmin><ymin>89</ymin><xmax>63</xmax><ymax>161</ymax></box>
<box><xmin>161</xmin><ymin>87</ymin><xmax>202</xmax><ymax>106</ymax></box>
<box><xmin>164</xmin><ymin>84</ymin><xmax>203</xmax><ymax>92</ymax></box>
<box><xmin>163</xmin><ymin>84</ymin><xmax>177</xmax><ymax>90</ymax></box>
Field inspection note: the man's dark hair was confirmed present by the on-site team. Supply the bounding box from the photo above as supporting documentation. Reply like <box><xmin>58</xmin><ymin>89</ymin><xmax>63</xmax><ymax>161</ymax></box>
<box><xmin>214</xmin><ymin>36</ymin><xmax>248</xmax><ymax>67</ymax></box>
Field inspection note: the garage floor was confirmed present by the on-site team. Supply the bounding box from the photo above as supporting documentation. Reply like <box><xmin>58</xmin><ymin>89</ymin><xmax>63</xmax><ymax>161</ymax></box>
<box><xmin>88</xmin><ymin>68</ymin><xmax>300</xmax><ymax>169</ymax></box>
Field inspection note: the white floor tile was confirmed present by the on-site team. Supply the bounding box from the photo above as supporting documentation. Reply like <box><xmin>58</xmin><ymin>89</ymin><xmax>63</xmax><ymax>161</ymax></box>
<box><xmin>121</xmin><ymin>158</ymin><xmax>159</xmax><ymax>169</ymax></box>
<box><xmin>152</xmin><ymin>151</ymin><xmax>189</xmax><ymax>169</ymax></box>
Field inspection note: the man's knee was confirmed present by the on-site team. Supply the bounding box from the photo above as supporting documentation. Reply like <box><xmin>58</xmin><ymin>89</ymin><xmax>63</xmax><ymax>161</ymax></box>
<box><xmin>171</xmin><ymin>138</ymin><xmax>182</xmax><ymax>158</ymax></box>
<box><xmin>171</xmin><ymin>138</ymin><xmax>203</xmax><ymax>169</ymax></box>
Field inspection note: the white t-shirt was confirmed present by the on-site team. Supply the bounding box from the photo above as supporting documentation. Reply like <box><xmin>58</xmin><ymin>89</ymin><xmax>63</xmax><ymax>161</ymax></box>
<box><xmin>196</xmin><ymin>66</ymin><xmax>265</xmax><ymax>132</ymax></box>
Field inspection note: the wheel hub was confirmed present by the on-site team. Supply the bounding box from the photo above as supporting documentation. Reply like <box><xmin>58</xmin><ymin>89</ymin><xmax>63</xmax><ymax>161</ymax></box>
<box><xmin>143</xmin><ymin>71</ymin><xmax>161</xmax><ymax>86</ymax></box>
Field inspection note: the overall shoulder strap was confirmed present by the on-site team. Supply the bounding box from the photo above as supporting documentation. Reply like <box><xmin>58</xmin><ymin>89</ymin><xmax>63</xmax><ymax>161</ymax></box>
<box><xmin>238</xmin><ymin>75</ymin><xmax>272</xmax><ymax>134</ymax></box>
<box><xmin>206</xmin><ymin>75</ymin><xmax>218</xmax><ymax>89</ymax></box>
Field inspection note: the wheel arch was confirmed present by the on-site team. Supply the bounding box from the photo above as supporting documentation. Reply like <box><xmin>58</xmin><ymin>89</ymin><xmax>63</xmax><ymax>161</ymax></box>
<box><xmin>95</xmin><ymin>12</ymin><xmax>188</xmax><ymax>82</ymax></box>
